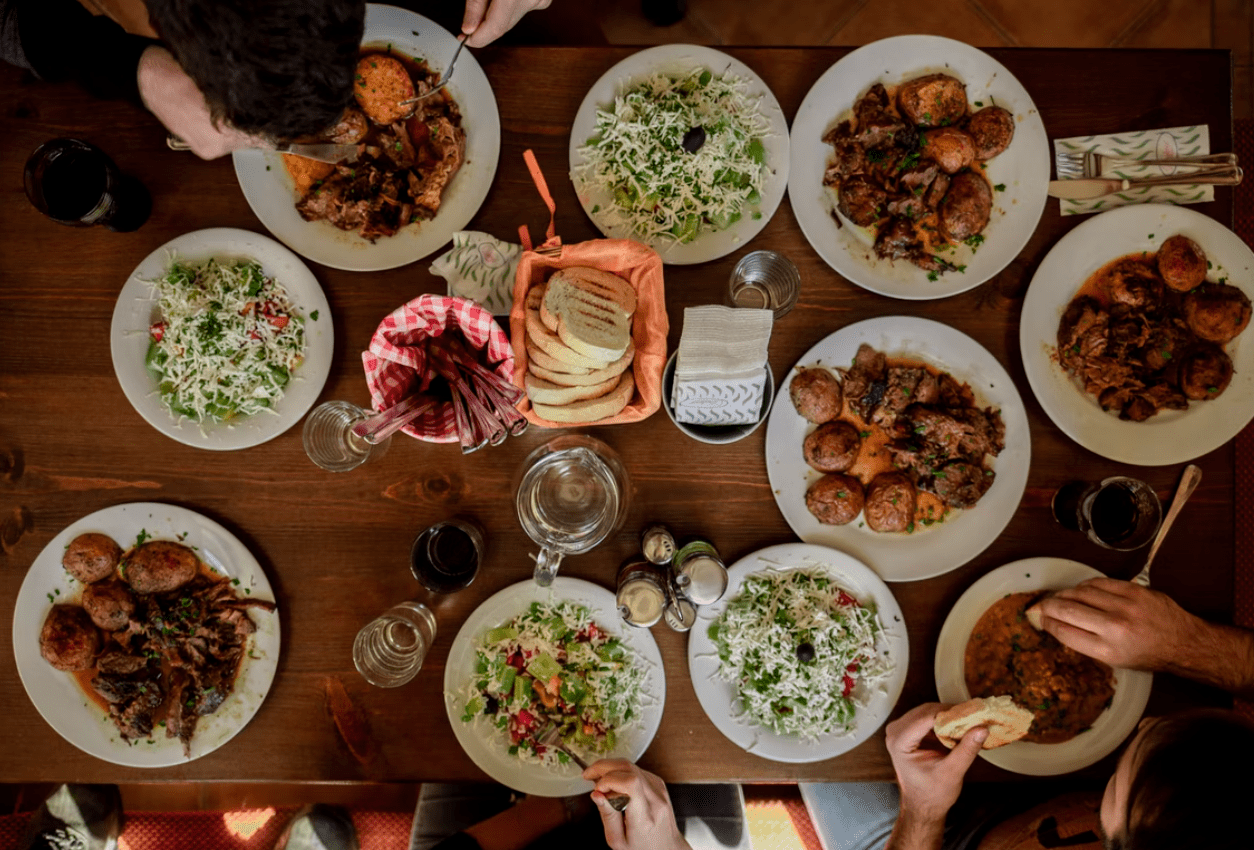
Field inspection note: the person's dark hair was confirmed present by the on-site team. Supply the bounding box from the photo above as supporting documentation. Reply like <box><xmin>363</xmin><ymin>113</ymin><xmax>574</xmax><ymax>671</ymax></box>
<box><xmin>1108</xmin><ymin>709</ymin><xmax>1254</xmax><ymax>850</ymax></box>
<box><xmin>144</xmin><ymin>0</ymin><xmax>365</xmax><ymax>140</ymax></box>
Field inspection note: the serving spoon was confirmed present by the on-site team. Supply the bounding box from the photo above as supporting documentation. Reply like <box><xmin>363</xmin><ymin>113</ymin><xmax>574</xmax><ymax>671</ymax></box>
<box><xmin>1131</xmin><ymin>463</ymin><xmax>1203</xmax><ymax>587</ymax></box>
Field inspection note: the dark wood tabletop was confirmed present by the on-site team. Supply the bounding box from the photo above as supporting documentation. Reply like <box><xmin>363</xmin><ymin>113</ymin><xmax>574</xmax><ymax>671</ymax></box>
<box><xmin>0</xmin><ymin>46</ymin><xmax>1236</xmax><ymax>784</ymax></box>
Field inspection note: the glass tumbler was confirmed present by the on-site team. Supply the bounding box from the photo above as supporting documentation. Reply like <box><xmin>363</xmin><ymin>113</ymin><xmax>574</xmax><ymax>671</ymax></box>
<box><xmin>303</xmin><ymin>401</ymin><xmax>390</xmax><ymax>472</ymax></box>
<box><xmin>24</xmin><ymin>138</ymin><xmax>151</xmax><ymax>232</ymax></box>
<box><xmin>1053</xmin><ymin>477</ymin><xmax>1162</xmax><ymax>551</ymax></box>
<box><xmin>727</xmin><ymin>250</ymin><xmax>801</xmax><ymax>319</ymax></box>
<box><xmin>353</xmin><ymin>602</ymin><xmax>437</xmax><ymax>688</ymax></box>
<box><xmin>514</xmin><ymin>435</ymin><xmax>630</xmax><ymax>586</ymax></box>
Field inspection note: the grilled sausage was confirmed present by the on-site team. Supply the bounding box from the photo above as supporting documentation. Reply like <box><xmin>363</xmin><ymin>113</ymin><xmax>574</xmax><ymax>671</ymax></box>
<box><xmin>63</xmin><ymin>533</ymin><xmax>122</xmax><ymax>584</ymax></box>
<box><xmin>966</xmin><ymin>106</ymin><xmax>1015</xmax><ymax>160</ymax></box>
<box><xmin>1157</xmin><ymin>235</ymin><xmax>1207</xmax><ymax>292</ymax></box>
<box><xmin>124</xmin><ymin>541</ymin><xmax>199</xmax><ymax>594</ymax></box>
<box><xmin>790</xmin><ymin>368</ymin><xmax>844</xmax><ymax>424</ymax></box>
<box><xmin>938</xmin><ymin>171</ymin><xmax>993</xmax><ymax>243</ymax></box>
<box><xmin>803</xmin><ymin>421</ymin><xmax>863</xmax><ymax>473</ymax></box>
<box><xmin>1184</xmin><ymin>283</ymin><xmax>1252</xmax><ymax>344</ymax></box>
<box><xmin>40</xmin><ymin>605</ymin><xmax>99</xmax><ymax>671</ymax></box>
<box><xmin>921</xmin><ymin>127</ymin><xmax>977</xmax><ymax>175</ymax></box>
<box><xmin>864</xmin><ymin>471</ymin><xmax>917</xmax><ymax>533</ymax></box>
<box><xmin>897</xmin><ymin>74</ymin><xmax>967</xmax><ymax>127</ymax></box>
<box><xmin>805</xmin><ymin>474</ymin><xmax>865</xmax><ymax>526</ymax></box>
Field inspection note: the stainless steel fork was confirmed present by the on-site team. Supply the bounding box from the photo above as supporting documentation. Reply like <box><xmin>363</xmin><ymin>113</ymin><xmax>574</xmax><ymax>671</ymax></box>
<box><xmin>1055</xmin><ymin>150</ymin><xmax>1235</xmax><ymax>179</ymax></box>
<box><xmin>536</xmin><ymin>723</ymin><xmax>630</xmax><ymax>812</ymax></box>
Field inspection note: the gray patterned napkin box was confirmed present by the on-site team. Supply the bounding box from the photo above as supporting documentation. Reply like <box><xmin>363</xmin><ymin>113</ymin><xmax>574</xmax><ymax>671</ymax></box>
<box><xmin>673</xmin><ymin>370</ymin><xmax>767</xmax><ymax>425</ymax></box>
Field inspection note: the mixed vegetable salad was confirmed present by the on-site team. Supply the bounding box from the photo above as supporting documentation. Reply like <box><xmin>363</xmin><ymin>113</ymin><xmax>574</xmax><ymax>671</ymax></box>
<box><xmin>145</xmin><ymin>258</ymin><xmax>306</xmax><ymax>423</ymax></box>
<box><xmin>461</xmin><ymin>600</ymin><xmax>645</xmax><ymax>768</ymax></box>
<box><xmin>574</xmin><ymin>67</ymin><xmax>771</xmax><ymax>245</ymax></box>
<box><xmin>709</xmin><ymin>566</ymin><xmax>893</xmax><ymax>740</ymax></box>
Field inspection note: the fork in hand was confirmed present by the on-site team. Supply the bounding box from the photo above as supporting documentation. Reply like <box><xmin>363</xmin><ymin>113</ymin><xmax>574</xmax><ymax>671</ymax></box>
<box><xmin>536</xmin><ymin>723</ymin><xmax>630</xmax><ymax>812</ymax></box>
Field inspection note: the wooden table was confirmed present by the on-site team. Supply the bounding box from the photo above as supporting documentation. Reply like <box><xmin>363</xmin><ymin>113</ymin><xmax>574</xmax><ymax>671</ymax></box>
<box><xmin>0</xmin><ymin>46</ymin><xmax>1236</xmax><ymax>784</ymax></box>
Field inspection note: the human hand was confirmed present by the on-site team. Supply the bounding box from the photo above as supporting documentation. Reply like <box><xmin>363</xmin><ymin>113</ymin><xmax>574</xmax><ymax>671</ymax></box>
<box><xmin>461</xmin><ymin>0</ymin><xmax>553</xmax><ymax>48</ymax></box>
<box><xmin>583</xmin><ymin>759</ymin><xmax>692</xmax><ymax>850</ymax></box>
<box><xmin>885</xmin><ymin>703</ymin><xmax>986</xmax><ymax>823</ymax></box>
<box><xmin>1036</xmin><ymin>578</ymin><xmax>1204</xmax><ymax>671</ymax></box>
<box><xmin>137</xmin><ymin>46</ymin><xmax>268</xmax><ymax>159</ymax></box>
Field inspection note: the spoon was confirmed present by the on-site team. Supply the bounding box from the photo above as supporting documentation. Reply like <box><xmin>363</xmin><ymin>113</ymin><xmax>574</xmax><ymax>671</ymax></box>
<box><xmin>1131</xmin><ymin>463</ymin><xmax>1202</xmax><ymax>587</ymax></box>
<box><xmin>350</xmin><ymin>394</ymin><xmax>436</xmax><ymax>445</ymax></box>
<box><xmin>397</xmin><ymin>35</ymin><xmax>467</xmax><ymax>109</ymax></box>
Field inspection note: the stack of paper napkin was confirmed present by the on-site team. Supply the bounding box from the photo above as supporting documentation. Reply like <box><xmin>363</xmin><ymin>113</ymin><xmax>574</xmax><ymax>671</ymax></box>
<box><xmin>672</xmin><ymin>306</ymin><xmax>773</xmax><ymax>426</ymax></box>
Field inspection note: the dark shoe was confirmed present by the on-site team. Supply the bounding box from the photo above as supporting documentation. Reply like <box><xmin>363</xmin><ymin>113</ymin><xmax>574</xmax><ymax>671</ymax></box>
<box><xmin>21</xmin><ymin>784</ymin><xmax>121</xmax><ymax>850</ymax></box>
<box><xmin>273</xmin><ymin>805</ymin><xmax>359</xmax><ymax>850</ymax></box>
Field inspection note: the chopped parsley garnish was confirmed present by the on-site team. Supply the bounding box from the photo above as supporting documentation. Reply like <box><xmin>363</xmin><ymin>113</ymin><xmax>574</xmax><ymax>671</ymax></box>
<box><xmin>994</xmin><ymin>183</ymin><xmax>1006</xmax><ymax>192</ymax></box>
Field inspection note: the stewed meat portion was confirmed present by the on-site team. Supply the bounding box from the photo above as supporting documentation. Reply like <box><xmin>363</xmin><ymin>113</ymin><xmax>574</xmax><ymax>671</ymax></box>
<box><xmin>82</xmin><ymin>580</ymin><xmax>136</xmax><ymax>631</ymax></box>
<box><xmin>40</xmin><ymin>605</ymin><xmax>99</xmax><ymax>671</ymax></box>
<box><xmin>63</xmin><ymin>533</ymin><xmax>121</xmax><ymax>584</ymax></box>
<box><xmin>805</xmin><ymin>474</ymin><xmax>865</xmax><ymax>526</ymax></box>
<box><xmin>838</xmin><ymin>175</ymin><xmax>887</xmax><ymax>227</ymax></box>
<box><xmin>840</xmin><ymin>344</ymin><xmax>888</xmax><ymax>422</ymax></box>
<box><xmin>929</xmin><ymin>460</ymin><xmax>995</xmax><ymax>509</ymax></box>
<box><xmin>804</xmin><ymin>421</ymin><xmax>863</xmax><ymax>472</ymax></box>
<box><xmin>864</xmin><ymin>472</ymin><xmax>917</xmax><ymax>532</ymax></box>
<box><xmin>1158</xmin><ymin>235</ymin><xmax>1207</xmax><ymax>292</ymax></box>
<box><xmin>790</xmin><ymin>368</ymin><xmax>843</xmax><ymax>423</ymax></box>
<box><xmin>124</xmin><ymin>541</ymin><xmax>198</xmax><ymax>594</ymax></box>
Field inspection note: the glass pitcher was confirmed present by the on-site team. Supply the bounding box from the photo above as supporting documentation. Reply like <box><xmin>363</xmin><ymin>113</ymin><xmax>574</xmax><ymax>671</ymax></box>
<box><xmin>514</xmin><ymin>435</ymin><xmax>630</xmax><ymax>586</ymax></box>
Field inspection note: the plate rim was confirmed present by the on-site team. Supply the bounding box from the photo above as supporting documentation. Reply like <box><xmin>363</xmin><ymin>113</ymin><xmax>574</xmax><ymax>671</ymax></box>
<box><xmin>108</xmin><ymin>226</ymin><xmax>333</xmax><ymax>451</ymax></box>
<box><xmin>567</xmin><ymin>43</ymin><xmax>791</xmax><ymax>265</ymax></box>
<box><xmin>230</xmin><ymin>3</ymin><xmax>502</xmax><ymax>272</ymax></box>
<box><xmin>11</xmin><ymin>501</ymin><xmax>280</xmax><ymax>767</ymax></box>
<box><xmin>442</xmin><ymin>576</ymin><xmax>666</xmax><ymax>796</ymax></box>
<box><xmin>686</xmin><ymin>542</ymin><xmax>909</xmax><ymax>763</ymax></box>
<box><xmin>1019</xmin><ymin>203</ymin><xmax>1254</xmax><ymax>466</ymax></box>
<box><xmin>787</xmin><ymin>33</ymin><xmax>1050</xmax><ymax>300</ymax></box>
<box><xmin>764</xmin><ymin>315</ymin><xmax>1031</xmax><ymax>582</ymax></box>
<box><xmin>932</xmin><ymin>556</ymin><xmax>1152</xmax><ymax>776</ymax></box>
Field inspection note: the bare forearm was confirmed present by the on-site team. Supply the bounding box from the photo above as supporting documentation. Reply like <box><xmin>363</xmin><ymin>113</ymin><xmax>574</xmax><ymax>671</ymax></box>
<box><xmin>1167</xmin><ymin>618</ymin><xmax>1254</xmax><ymax>699</ymax></box>
<box><xmin>885</xmin><ymin>811</ymin><xmax>945</xmax><ymax>850</ymax></box>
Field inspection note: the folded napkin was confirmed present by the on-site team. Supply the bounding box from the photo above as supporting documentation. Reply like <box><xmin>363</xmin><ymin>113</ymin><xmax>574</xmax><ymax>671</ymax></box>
<box><xmin>1053</xmin><ymin>125</ymin><xmax>1212</xmax><ymax>216</ymax></box>
<box><xmin>429</xmin><ymin>231</ymin><xmax>521</xmax><ymax>315</ymax></box>
<box><xmin>673</xmin><ymin>306</ymin><xmax>772</xmax><ymax>426</ymax></box>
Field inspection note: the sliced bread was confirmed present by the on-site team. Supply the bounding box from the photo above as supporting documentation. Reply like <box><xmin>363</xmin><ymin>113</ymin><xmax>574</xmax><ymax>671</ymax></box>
<box><xmin>525</xmin><ymin>372</ymin><xmax>621</xmax><ymax>406</ymax></box>
<box><xmin>544</xmin><ymin>269</ymin><xmax>634</xmax><ymax>363</ymax></box>
<box><xmin>529</xmin><ymin>342</ymin><xmax>635</xmax><ymax>387</ymax></box>
<box><xmin>533</xmin><ymin>370</ymin><xmax>636</xmax><ymax>423</ymax></box>
<box><xmin>934</xmin><ymin>696</ymin><xmax>1035</xmax><ymax>750</ymax></box>
<box><xmin>526</xmin><ymin>340</ymin><xmax>594</xmax><ymax>375</ymax></box>
<box><xmin>553</xmin><ymin>267</ymin><xmax>638</xmax><ymax>317</ymax></box>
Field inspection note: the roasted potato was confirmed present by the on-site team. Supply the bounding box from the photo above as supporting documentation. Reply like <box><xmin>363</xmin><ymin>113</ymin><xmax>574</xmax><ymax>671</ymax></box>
<box><xmin>897</xmin><ymin>73</ymin><xmax>967</xmax><ymax>127</ymax></box>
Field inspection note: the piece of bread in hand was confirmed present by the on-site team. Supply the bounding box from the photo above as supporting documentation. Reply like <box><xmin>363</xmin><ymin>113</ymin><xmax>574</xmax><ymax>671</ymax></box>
<box><xmin>529</xmin><ymin>342</ymin><xmax>635</xmax><ymax>387</ymax></box>
<box><xmin>1025</xmin><ymin>601</ymin><xmax>1046</xmax><ymax>631</ymax></box>
<box><xmin>934</xmin><ymin>696</ymin><xmax>1034</xmax><ymax>750</ymax></box>
<box><xmin>532</xmin><ymin>370</ymin><xmax>635</xmax><ymax>423</ymax></box>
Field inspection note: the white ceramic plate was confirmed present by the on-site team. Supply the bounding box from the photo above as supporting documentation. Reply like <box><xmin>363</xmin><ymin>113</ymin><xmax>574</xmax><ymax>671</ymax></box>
<box><xmin>443</xmin><ymin>577</ymin><xmax>665</xmax><ymax>796</ymax></box>
<box><xmin>110</xmin><ymin>227</ymin><xmax>332</xmax><ymax>451</ymax></box>
<box><xmin>764</xmin><ymin>316</ymin><xmax>1031</xmax><ymax>582</ymax></box>
<box><xmin>934</xmin><ymin>557</ymin><xmax>1151</xmax><ymax>776</ymax></box>
<box><xmin>568</xmin><ymin>44</ymin><xmax>790</xmax><ymax>265</ymax></box>
<box><xmin>232</xmin><ymin>4</ymin><xmax>501</xmax><ymax>271</ymax></box>
<box><xmin>12</xmin><ymin>502</ymin><xmax>280</xmax><ymax>767</ymax></box>
<box><xmin>789</xmin><ymin>35</ymin><xmax>1049</xmax><ymax>300</ymax></box>
<box><xmin>1020</xmin><ymin>204</ymin><xmax>1254</xmax><ymax>466</ymax></box>
<box><xmin>687</xmin><ymin>543</ymin><xmax>908</xmax><ymax>763</ymax></box>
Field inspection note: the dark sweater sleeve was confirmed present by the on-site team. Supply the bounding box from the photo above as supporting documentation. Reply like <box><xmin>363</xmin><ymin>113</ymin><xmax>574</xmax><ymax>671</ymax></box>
<box><xmin>10</xmin><ymin>0</ymin><xmax>158</xmax><ymax>104</ymax></box>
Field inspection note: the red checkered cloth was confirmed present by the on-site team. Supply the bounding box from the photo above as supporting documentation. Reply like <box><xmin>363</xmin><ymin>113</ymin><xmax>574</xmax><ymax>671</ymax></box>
<box><xmin>361</xmin><ymin>295</ymin><xmax>513</xmax><ymax>442</ymax></box>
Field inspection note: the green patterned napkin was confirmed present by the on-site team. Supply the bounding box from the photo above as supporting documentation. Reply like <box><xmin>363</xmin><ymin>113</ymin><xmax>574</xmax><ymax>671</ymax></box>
<box><xmin>429</xmin><ymin>231</ymin><xmax>521</xmax><ymax>316</ymax></box>
<box><xmin>1053</xmin><ymin>125</ymin><xmax>1211</xmax><ymax>216</ymax></box>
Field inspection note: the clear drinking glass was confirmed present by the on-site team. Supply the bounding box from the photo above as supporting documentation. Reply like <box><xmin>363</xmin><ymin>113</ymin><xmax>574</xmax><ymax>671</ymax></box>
<box><xmin>24</xmin><ymin>138</ymin><xmax>151</xmax><ymax>232</ymax></box>
<box><xmin>1053</xmin><ymin>477</ymin><xmax>1163</xmax><ymax>551</ymax></box>
<box><xmin>514</xmin><ymin>435</ymin><xmax>630</xmax><ymax>586</ymax></box>
<box><xmin>727</xmin><ymin>250</ymin><xmax>801</xmax><ymax>319</ymax></box>
<box><xmin>303</xmin><ymin>401</ymin><xmax>390</xmax><ymax>472</ymax></box>
<box><xmin>410</xmin><ymin>519</ymin><xmax>485</xmax><ymax>593</ymax></box>
<box><xmin>352</xmin><ymin>602</ymin><xmax>437</xmax><ymax>688</ymax></box>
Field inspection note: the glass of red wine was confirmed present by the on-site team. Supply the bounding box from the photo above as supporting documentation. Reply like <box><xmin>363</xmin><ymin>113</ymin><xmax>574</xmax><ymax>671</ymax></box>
<box><xmin>24</xmin><ymin>138</ymin><xmax>151</xmax><ymax>232</ymax></box>
<box><xmin>1052</xmin><ymin>477</ymin><xmax>1162</xmax><ymax>551</ymax></box>
<box><xmin>410</xmin><ymin>519</ymin><xmax>484</xmax><ymax>593</ymax></box>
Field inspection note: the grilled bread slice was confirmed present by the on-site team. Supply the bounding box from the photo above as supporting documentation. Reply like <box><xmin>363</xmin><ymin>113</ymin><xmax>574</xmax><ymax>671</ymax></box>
<box><xmin>529</xmin><ymin>341</ymin><xmax>635</xmax><ymax>387</ymax></box>
<box><xmin>524</xmin><ymin>285</ymin><xmax>610</xmax><ymax>370</ymax></box>
<box><xmin>544</xmin><ymin>272</ymin><xmax>633</xmax><ymax>362</ymax></box>
<box><xmin>934</xmin><ymin>696</ymin><xmax>1034</xmax><ymax>750</ymax></box>
<box><xmin>552</xmin><ymin>267</ymin><xmax>637</xmax><ymax>316</ymax></box>
<box><xmin>525</xmin><ymin>372</ymin><xmax>622</xmax><ymax>405</ymax></box>
<box><xmin>532</xmin><ymin>371</ymin><xmax>636</xmax><ymax>423</ymax></box>
<box><xmin>526</xmin><ymin>341</ymin><xmax>594</xmax><ymax>375</ymax></box>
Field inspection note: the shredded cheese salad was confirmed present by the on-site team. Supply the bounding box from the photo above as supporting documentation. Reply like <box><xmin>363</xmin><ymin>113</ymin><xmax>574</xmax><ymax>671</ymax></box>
<box><xmin>462</xmin><ymin>600</ymin><xmax>646</xmax><ymax>769</ymax></box>
<box><xmin>709</xmin><ymin>567</ymin><xmax>893</xmax><ymax>739</ymax></box>
<box><xmin>574</xmin><ymin>68</ymin><xmax>772</xmax><ymax>245</ymax></box>
<box><xmin>145</xmin><ymin>258</ymin><xmax>306</xmax><ymax>423</ymax></box>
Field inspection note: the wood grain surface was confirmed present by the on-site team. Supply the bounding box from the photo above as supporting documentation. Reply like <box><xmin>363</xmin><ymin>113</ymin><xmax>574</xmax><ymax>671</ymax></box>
<box><xmin>0</xmin><ymin>46</ymin><xmax>1236</xmax><ymax>784</ymax></box>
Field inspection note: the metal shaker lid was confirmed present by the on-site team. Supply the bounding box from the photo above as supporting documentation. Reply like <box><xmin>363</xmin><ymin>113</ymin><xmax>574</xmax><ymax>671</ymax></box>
<box><xmin>676</xmin><ymin>555</ymin><xmax>728</xmax><ymax>605</ymax></box>
<box><xmin>640</xmin><ymin>524</ymin><xmax>676</xmax><ymax>565</ymax></box>
<box><xmin>663</xmin><ymin>595</ymin><xmax>698</xmax><ymax>632</ymax></box>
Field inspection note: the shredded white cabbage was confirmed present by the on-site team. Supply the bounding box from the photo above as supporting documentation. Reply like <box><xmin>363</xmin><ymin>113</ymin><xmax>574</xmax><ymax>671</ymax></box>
<box><xmin>710</xmin><ymin>563</ymin><xmax>894</xmax><ymax>739</ymax></box>
<box><xmin>573</xmin><ymin>68</ymin><xmax>771</xmax><ymax>245</ymax></box>
<box><xmin>145</xmin><ymin>257</ymin><xmax>306</xmax><ymax>424</ymax></box>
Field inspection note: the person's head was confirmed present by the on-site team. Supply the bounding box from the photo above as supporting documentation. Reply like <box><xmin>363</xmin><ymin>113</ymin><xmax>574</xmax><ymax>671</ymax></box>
<box><xmin>1099</xmin><ymin>709</ymin><xmax>1254</xmax><ymax>850</ymax></box>
<box><xmin>144</xmin><ymin>0</ymin><xmax>366</xmax><ymax>141</ymax></box>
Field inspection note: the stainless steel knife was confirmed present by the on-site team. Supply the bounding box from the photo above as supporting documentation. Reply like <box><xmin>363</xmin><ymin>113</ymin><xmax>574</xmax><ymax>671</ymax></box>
<box><xmin>274</xmin><ymin>143</ymin><xmax>359</xmax><ymax>164</ymax></box>
<box><xmin>1049</xmin><ymin>167</ymin><xmax>1242</xmax><ymax>200</ymax></box>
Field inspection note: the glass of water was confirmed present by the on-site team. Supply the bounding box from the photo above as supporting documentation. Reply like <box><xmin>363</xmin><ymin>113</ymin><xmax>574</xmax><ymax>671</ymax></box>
<box><xmin>514</xmin><ymin>435</ymin><xmax>630</xmax><ymax>587</ymax></box>
<box><xmin>353</xmin><ymin>601</ymin><xmax>437</xmax><ymax>688</ymax></box>
<box><xmin>303</xmin><ymin>401</ymin><xmax>390</xmax><ymax>472</ymax></box>
<box><xmin>727</xmin><ymin>250</ymin><xmax>801</xmax><ymax>319</ymax></box>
